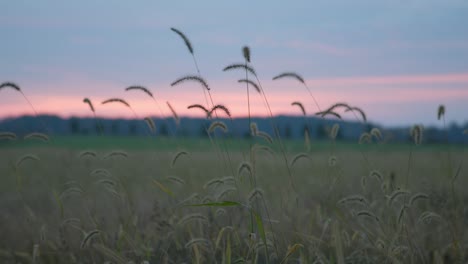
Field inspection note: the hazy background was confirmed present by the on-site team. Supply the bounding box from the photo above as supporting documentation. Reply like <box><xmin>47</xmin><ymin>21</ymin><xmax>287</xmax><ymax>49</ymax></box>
<box><xmin>1</xmin><ymin>0</ymin><xmax>468</xmax><ymax>126</ymax></box>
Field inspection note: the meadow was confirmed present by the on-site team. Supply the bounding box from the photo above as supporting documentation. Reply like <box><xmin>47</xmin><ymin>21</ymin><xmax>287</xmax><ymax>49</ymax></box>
<box><xmin>1</xmin><ymin>28</ymin><xmax>468</xmax><ymax>263</ymax></box>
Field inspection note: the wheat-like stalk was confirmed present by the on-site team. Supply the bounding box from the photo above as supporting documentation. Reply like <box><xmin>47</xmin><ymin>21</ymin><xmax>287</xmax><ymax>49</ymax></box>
<box><xmin>316</xmin><ymin>110</ymin><xmax>342</xmax><ymax>119</ymax></box>
<box><xmin>90</xmin><ymin>168</ymin><xmax>111</xmax><ymax>177</ymax></box>
<box><xmin>410</xmin><ymin>125</ymin><xmax>423</xmax><ymax>145</ymax></box>
<box><xmin>328</xmin><ymin>156</ymin><xmax>338</xmax><ymax>167</ymax></box>
<box><xmin>256</xmin><ymin>131</ymin><xmax>273</xmax><ymax>144</ymax></box>
<box><xmin>330</xmin><ymin>124</ymin><xmax>340</xmax><ymax>140</ymax></box>
<box><xmin>356</xmin><ymin>211</ymin><xmax>380</xmax><ymax>222</ymax></box>
<box><xmin>101</xmin><ymin>98</ymin><xmax>130</xmax><ymax>107</ymax></box>
<box><xmin>144</xmin><ymin>117</ymin><xmax>156</xmax><ymax>133</ymax></box>
<box><xmin>171</xmin><ymin>75</ymin><xmax>210</xmax><ymax>91</ymax></box>
<box><xmin>217</xmin><ymin>187</ymin><xmax>237</xmax><ymax>200</ymax></box>
<box><xmin>103</xmin><ymin>151</ymin><xmax>128</xmax><ymax>159</ymax></box>
<box><xmin>238</xmin><ymin>162</ymin><xmax>252</xmax><ymax>176</ymax></box>
<box><xmin>398</xmin><ymin>205</ymin><xmax>409</xmax><ymax>225</ymax></box>
<box><xmin>243</xmin><ymin>46</ymin><xmax>251</xmax><ymax>62</ymax></box>
<box><xmin>83</xmin><ymin>98</ymin><xmax>95</xmax><ymax>112</ymax></box>
<box><xmin>370</xmin><ymin>128</ymin><xmax>382</xmax><ymax>141</ymax></box>
<box><xmin>345</xmin><ymin>106</ymin><xmax>367</xmax><ymax>122</ymax></box>
<box><xmin>125</xmin><ymin>85</ymin><xmax>154</xmax><ymax>98</ymax></box>
<box><xmin>208</xmin><ymin>104</ymin><xmax>231</xmax><ymax>118</ymax></box>
<box><xmin>409</xmin><ymin>193</ymin><xmax>429</xmax><ymax>206</ymax></box>
<box><xmin>223</xmin><ymin>63</ymin><xmax>257</xmax><ymax>76</ymax></box>
<box><xmin>178</xmin><ymin>214</ymin><xmax>208</xmax><ymax>226</ymax></box>
<box><xmin>0</xmin><ymin>132</ymin><xmax>17</xmax><ymax>140</ymax></box>
<box><xmin>185</xmin><ymin>238</ymin><xmax>211</xmax><ymax>249</ymax></box>
<box><xmin>290</xmin><ymin>153</ymin><xmax>310</xmax><ymax>167</ymax></box>
<box><xmin>16</xmin><ymin>154</ymin><xmax>40</xmax><ymax>168</ymax></box>
<box><xmin>369</xmin><ymin>170</ymin><xmax>383</xmax><ymax>181</ymax></box>
<box><xmin>24</xmin><ymin>132</ymin><xmax>49</xmax><ymax>142</ymax></box>
<box><xmin>272</xmin><ymin>72</ymin><xmax>305</xmax><ymax>84</ymax></box>
<box><xmin>170</xmin><ymin>27</ymin><xmax>194</xmax><ymax>54</ymax></box>
<box><xmin>291</xmin><ymin>101</ymin><xmax>306</xmax><ymax>116</ymax></box>
<box><xmin>248</xmin><ymin>188</ymin><xmax>264</xmax><ymax>202</ymax></box>
<box><xmin>208</xmin><ymin>121</ymin><xmax>228</xmax><ymax>133</ymax></box>
<box><xmin>172</xmin><ymin>150</ymin><xmax>189</xmax><ymax>167</ymax></box>
<box><xmin>304</xmin><ymin>126</ymin><xmax>311</xmax><ymax>151</ymax></box>
<box><xmin>359</xmin><ymin>133</ymin><xmax>372</xmax><ymax>144</ymax></box>
<box><xmin>78</xmin><ymin>150</ymin><xmax>97</xmax><ymax>159</ymax></box>
<box><xmin>80</xmin><ymin>230</ymin><xmax>100</xmax><ymax>249</ymax></box>
<box><xmin>0</xmin><ymin>82</ymin><xmax>21</xmax><ymax>91</ymax></box>
<box><xmin>188</xmin><ymin>104</ymin><xmax>209</xmax><ymax>116</ymax></box>
<box><xmin>387</xmin><ymin>190</ymin><xmax>410</xmax><ymax>205</ymax></box>
<box><xmin>250</xmin><ymin>122</ymin><xmax>258</xmax><ymax>136</ymax></box>
<box><xmin>238</xmin><ymin>79</ymin><xmax>260</xmax><ymax>93</ymax></box>
<box><xmin>163</xmin><ymin>176</ymin><xmax>184</xmax><ymax>186</ymax></box>
<box><xmin>203</xmin><ymin>178</ymin><xmax>224</xmax><ymax>189</ymax></box>
<box><xmin>437</xmin><ymin>104</ymin><xmax>445</xmax><ymax>120</ymax></box>
<box><xmin>337</xmin><ymin>195</ymin><xmax>369</xmax><ymax>206</ymax></box>
<box><xmin>166</xmin><ymin>101</ymin><xmax>180</xmax><ymax>126</ymax></box>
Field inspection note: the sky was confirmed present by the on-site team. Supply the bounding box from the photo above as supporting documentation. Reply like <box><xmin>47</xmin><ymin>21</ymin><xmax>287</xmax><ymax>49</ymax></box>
<box><xmin>1</xmin><ymin>0</ymin><xmax>468</xmax><ymax>127</ymax></box>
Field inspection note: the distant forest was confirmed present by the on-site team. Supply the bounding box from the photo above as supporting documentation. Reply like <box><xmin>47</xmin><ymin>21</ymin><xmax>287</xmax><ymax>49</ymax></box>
<box><xmin>1</xmin><ymin>115</ymin><xmax>467</xmax><ymax>144</ymax></box>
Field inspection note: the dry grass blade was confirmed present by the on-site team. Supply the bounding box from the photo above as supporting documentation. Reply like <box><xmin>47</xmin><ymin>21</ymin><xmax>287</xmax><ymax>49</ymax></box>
<box><xmin>171</xmin><ymin>75</ymin><xmax>210</xmax><ymax>91</ymax></box>
<box><xmin>223</xmin><ymin>63</ymin><xmax>257</xmax><ymax>76</ymax></box>
<box><xmin>272</xmin><ymin>72</ymin><xmax>305</xmax><ymax>84</ymax></box>
<box><xmin>0</xmin><ymin>82</ymin><xmax>21</xmax><ymax>91</ymax></box>
<box><xmin>437</xmin><ymin>104</ymin><xmax>445</xmax><ymax>120</ymax></box>
<box><xmin>144</xmin><ymin>117</ymin><xmax>156</xmax><ymax>133</ymax></box>
<box><xmin>172</xmin><ymin>150</ymin><xmax>189</xmax><ymax>167</ymax></box>
<box><xmin>16</xmin><ymin>154</ymin><xmax>40</xmax><ymax>168</ymax></box>
<box><xmin>238</xmin><ymin>79</ymin><xmax>260</xmax><ymax>93</ymax></box>
<box><xmin>0</xmin><ymin>132</ymin><xmax>17</xmax><ymax>140</ymax></box>
<box><xmin>291</xmin><ymin>101</ymin><xmax>306</xmax><ymax>116</ymax></box>
<box><xmin>80</xmin><ymin>230</ymin><xmax>100</xmax><ymax>249</ymax></box>
<box><xmin>152</xmin><ymin>179</ymin><xmax>174</xmax><ymax>197</ymax></box>
<box><xmin>83</xmin><ymin>98</ymin><xmax>95</xmax><ymax>112</ymax></box>
<box><xmin>101</xmin><ymin>98</ymin><xmax>130</xmax><ymax>108</ymax></box>
<box><xmin>208</xmin><ymin>121</ymin><xmax>228</xmax><ymax>133</ymax></box>
<box><xmin>170</xmin><ymin>27</ymin><xmax>194</xmax><ymax>54</ymax></box>
<box><xmin>209</xmin><ymin>104</ymin><xmax>231</xmax><ymax>118</ymax></box>
<box><xmin>290</xmin><ymin>153</ymin><xmax>311</xmax><ymax>167</ymax></box>
<box><xmin>188</xmin><ymin>104</ymin><xmax>209</xmax><ymax>116</ymax></box>
<box><xmin>256</xmin><ymin>131</ymin><xmax>273</xmax><ymax>144</ymax></box>
<box><xmin>242</xmin><ymin>46</ymin><xmax>251</xmax><ymax>62</ymax></box>
<box><xmin>24</xmin><ymin>132</ymin><xmax>49</xmax><ymax>142</ymax></box>
<box><xmin>166</xmin><ymin>101</ymin><xmax>180</xmax><ymax>126</ymax></box>
<box><xmin>369</xmin><ymin>170</ymin><xmax>383</xmax><ymax>181</ymax></box>
<box><xmin>125</xmin><ymin>85</ymin><xmax>153</xmax><ymax>98</ymax></box>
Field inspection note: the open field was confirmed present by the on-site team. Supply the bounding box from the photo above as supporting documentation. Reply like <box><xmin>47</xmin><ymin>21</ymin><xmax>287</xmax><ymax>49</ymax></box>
<box><xmin>0</xmin><ymin>138</ymin><xmax>467</xmax><ymax>263</ymax></box>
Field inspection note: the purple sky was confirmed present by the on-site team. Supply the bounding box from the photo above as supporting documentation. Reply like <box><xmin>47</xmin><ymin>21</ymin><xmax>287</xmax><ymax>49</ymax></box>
<box><xmin>1</xmin><ymin>1</ymin><xmax>468</xmax><ymax>127</ymax></box>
